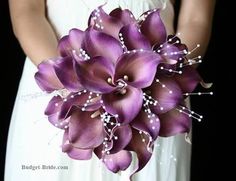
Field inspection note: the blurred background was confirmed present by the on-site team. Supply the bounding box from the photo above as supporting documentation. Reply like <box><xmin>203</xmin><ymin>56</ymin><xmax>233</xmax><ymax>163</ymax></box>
<box><xmin>0</xmin><ymin>0</ymin><xmax>224</xmax><ymax>180</ymax></box>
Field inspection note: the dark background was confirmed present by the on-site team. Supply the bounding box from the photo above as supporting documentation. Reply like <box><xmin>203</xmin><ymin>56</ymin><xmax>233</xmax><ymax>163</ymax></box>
<box><xmin>0</xmin><ymin>0</ymin><xmax>225</xmax><ymax>180</ymax></box>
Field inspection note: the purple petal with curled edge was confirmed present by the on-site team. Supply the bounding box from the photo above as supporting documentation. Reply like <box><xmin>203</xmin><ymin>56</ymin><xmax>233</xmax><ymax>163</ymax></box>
<box><xmin>148</xmin><ymin>76</ymin><xmax>183</xmax><ymax>114</ymax></box>
<box><xmin>102</xmin><ymin>150</ymin><xmax>132</xmax><ymax>173</ymax></box>
<box><xmin>166</xmin><ymin>35</ymin><xmax>188</xmax><ymax>52</ymax></box>
<box><xmin>153</xmin><ymin>35</ymin><xmax>187</xmax><ymax>66</ymax></box>
<box><xmin>45</xmin><ymin>96</ymin><xmax>63</xmax><ymax>116</ymax></box>
<box><xmin>35</xmin><ymin>58</ymin><xmax>64</xmax><ymax>92</ymax></box>
<box><xmin>126</xmin><ymin>128</ymin><xmax>153</xmax><ymax>178</ymax></box>
<box><xmin>155</xmin><ymin>35</ymin><xmax>188</xmax><ymax>62</ymax></box>
<box><xmin>53</xmin><ymin>56</ymin><xmax>82</xmax><ymax>92</ymax></box>
<box><xmin>58</xmin><ymin>35</ymin><xmax>72</xmax><ymax>57</ymax></box>
<box><xmin>88</xmin><ymin>6</ymin><xmax>123</xmax><ymax>39</ymax></box>
<box><xmin>82</xmin><ymin>28</ymin><xmax>123</xmax><ymax>64</ymax></box>
<box><xmin>131</xmin><ymin>109</ymin><xmax>160</xmax><ymax>140</ymax></box>
<box><xmin>59</xmin><ymin>92</ymin><xmax>102</xmax><ymax>120</ymax></box>
<box><xmin>109</xmin><ymin>8</ymin><xmax>136</xmax><ymax>25</ymax></box>
<box><xmin>44</xmin><ymin>95</ymin><xmax>69</xmax><ymax>129</ymax></box>
<box><xmin>68</xmin><ymin>109</ymin><xmax>105</xmax><ymax>149</ymax></box>
<box><xmin>46</xmin><ymin>93</ymin><xmax>101</xmax><ymax>128</ymax></box>
<box><xmin>169</xmin><ymin>36</ymin><xmax>188</xmax><ymax>61</ymax></box>
<box><xmin>158</xmin><ymin>107</ymin><xmax>191</xmax><ymax>137</ymax></box>
<box><xmin>140</xmin><ymin>10</ymin><xmax>167</xmax><ymax>46</ymax></box>
<box><xmin>68</xmin><ymin>28</ymin><xmax>84</xmax><ymax>52</ymax></box>
<box><xmin>174</xmin><ymin>66</ymin><xmax>201</xmax><ymax>93</ymax></box>
<box><xmin>109</xmin><ymin>125</ymin><xmax>132</xmax><ymax>154</ymax></box>
<box><xmin>114</xmin><ymin>51</ymin><xmax>161</xmax><ymax>88</ymax></box>
<box><xmin>62</xmin><ymin>129</ymin><xmax>93</xmax><ymax>160</ymax></box>
<box><xmin>119</xmin><ymin>24</ymin><xmax>151</xmax><ymax>50</ymax></box>
<box><xmin>75</xmin><ymin>56</ymin><xmax>115</xmax><ymax>93</ymax></box>
<box><xmin>161</xmin><ymin>44</ymin><xmax>183</xmax><ymax>62</ymax></box>
<box><xmin>102</xmin><ymin>86</ymin><xmax>143</xmax><ymax>124</ymax></box>
<box><xmin>94</xmin><ymin>143</ymin><xmax>107</xmax><ymax>159</ymax></box>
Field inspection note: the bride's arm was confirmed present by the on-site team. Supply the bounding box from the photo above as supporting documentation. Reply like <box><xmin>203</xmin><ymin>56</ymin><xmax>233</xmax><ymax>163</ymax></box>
<box><xmin>176</xmin><ymin>0</ymin><xmax>216</xmax><ymax>58</ymax></box>
<box><xmin>9</xmin><ymin>0</ymin><xmax>59</xmax><ymax>66</ymax></box>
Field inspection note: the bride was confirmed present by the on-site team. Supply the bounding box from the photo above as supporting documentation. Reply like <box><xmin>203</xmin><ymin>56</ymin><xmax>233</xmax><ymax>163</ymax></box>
<box><xmin>5</xmin><ymin>0</ymin><xmax>215</xmax><ymax>180</ymax></box>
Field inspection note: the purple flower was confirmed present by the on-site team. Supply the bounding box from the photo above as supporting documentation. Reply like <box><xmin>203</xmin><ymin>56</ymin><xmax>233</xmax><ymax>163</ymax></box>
<box><xmin>88</xmin><ymin>6</ymin><xmax>186</xmax><ymax>65</ymax></box>
<box><xmin>34</xmin><ymin>5</ymin><xmax>208</xmax><ymax>177</ymax></box>
<box><xmin>74</xmin><ymin>28</ymin><xmax>162</xmax><ymax>123</ymax></box>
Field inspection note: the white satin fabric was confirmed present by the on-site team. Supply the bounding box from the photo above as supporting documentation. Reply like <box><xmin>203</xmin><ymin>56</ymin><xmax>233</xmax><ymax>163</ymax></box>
<box><xmin>5</xmin><ymin>0</ymin><xmax>191</xmax><ymax>180</ymax></box>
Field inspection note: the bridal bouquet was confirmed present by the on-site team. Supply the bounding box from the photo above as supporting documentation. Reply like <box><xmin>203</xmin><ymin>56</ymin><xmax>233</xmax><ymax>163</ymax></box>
<box><xmin>35</xmin><ymin>5</ymin><xmax>211</xmax><ymax>177</ymax></box>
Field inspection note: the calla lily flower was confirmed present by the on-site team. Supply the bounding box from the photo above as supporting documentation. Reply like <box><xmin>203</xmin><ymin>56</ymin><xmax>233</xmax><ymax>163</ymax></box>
<box><xmin>88</xmin><ymin>6</ymin><xmax>187</xmax><ymax>64</ymax></box>
<box><xmin>88</xmin><ymin>5</ymin><xmax>136</xmax><ymax>39</ymax></box>
<box><xmin>62</xmin><ymin>129</ymin><xmax>93</xmax><ymax>160</ymax></box>
<box><xmin>74</xmin><ymin>28</ymin><xmax>162</xmax><ymax>124</ymax></box>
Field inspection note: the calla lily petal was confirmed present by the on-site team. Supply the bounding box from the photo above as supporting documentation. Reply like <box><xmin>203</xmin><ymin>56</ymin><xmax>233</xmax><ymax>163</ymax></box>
<box><xmin>44</xmin><ymin>96</ymin><xmax>69</xmax><ymax>129</ymax></box>
<box><xmin>82</xmin><ymin>28</ymin><xmax>123</xmax><ymax>64</ymax></box>
<box><xmin>159</xmin><ymin>107</ymin><xmax>191</xmax><ymax>137</ymax></box>
<box><xmin>59</xmin><ymin>92</ymin><xmax>101</xmax><ymax>120</ymax></box>
<box><xmin>45</xmin><ymin>92</ymin><xmax>101</xmax><ymax>128</ymax></box>
<box><xmin>119</xmin><ymin>24</ymin><xmax>151</xmax><ymax>50</ymax></box>
<box><xmin>148</xmin><ymin>76</ymin><xmax>182</xmax><ymax>114</ymax></box>
<box><xmin>54</xmin><ymin>56</ymin><xmax>82</xmax><ymax>92</ymax></box>
<box><xmin>160</xmin><ymin>44</ymin><xmax>183</xmax><ymax>62</ymax></box>
<box><xmin>69</xmin><ymin>109</ymin><xmax>105</xmax><ymax>149</ymax></box>
<box><xmin>68</xmin><ymin>28</ymin><xmax>84</xmax><ymax>52</ymax></box>
<box><xmin>45</xmin><ymin>96</ymin><xmax>63</xmax><ymax>116</ymax></box>
<box><xmin>126</xmin><ymin>128</ymin><xmax>153</xmax><ymax>175</ymax></box>
<box><xmin>88</xmin><ymin>6</ymin><xmax>124</xmax><ymax>39</ymax></box>
<box><xmin>35</xmin><ymin>59</ymin><xmax>64</xmax><ymax>92</ymax></box>
<box><xmin>109</xmin><ymin>8</ymin><xmax>136</xmax><ymax>25</ymax></box>
<box><xmin>109</xmin><ymin>125</ymin><xmax>132</xmax><ymax>154</ymax></box>
<box><xmin>114</xmin><ymin>51</ymin><xmax>161</xmax><ymax>88</ymax></box>
<box><xmin>166</xmin><ymin>35</ymin><xmax>187</xmax><ymax>61</ymax></box>
<box><xmin>75</xmin><ymin>56</ymin><xmax>115</xmax><ymax>93</ymax></box>
<box><xmin>174</xmin><ymin>66</ymin><xmax>201</xmax><ymax>93</ymax></box>
<box><xmin>154</xmin><ymin>35</ymin><xmax>188</xmax><ymax>62</ymax></box>
<box><xmin>103</xmin><ymin>150</ymin><xmax>132</xmax><ymax>173</ymax></box>
<box><xmin>140</xmin><ymin>10</ymin><xmax>167</xmax><ymax>46</ymax></box>
<box><xmin>62</xmin><ymin>130</ymin><xmax>93</xmax><ymax>160</ymax></box>
<box><xmin>131</xmin><ymin>109</ymin><xmax>160</xmax><ymax>140</ymax></box>
<box><xmin>58</xmin><ymin>35</ymin><xmax>73</xmax><ymax>57</ymax></box>
<box><xmin>102</xmin><ymin>86</ymin><xmax>143</xmax><ymax>124</ymax></box>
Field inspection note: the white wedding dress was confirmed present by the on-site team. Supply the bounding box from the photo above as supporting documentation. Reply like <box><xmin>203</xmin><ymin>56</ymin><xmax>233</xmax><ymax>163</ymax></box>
<box><xmin>5</xmin><ymin>0</ymin><xmax>191</xmax><ymax>180</ymax></box>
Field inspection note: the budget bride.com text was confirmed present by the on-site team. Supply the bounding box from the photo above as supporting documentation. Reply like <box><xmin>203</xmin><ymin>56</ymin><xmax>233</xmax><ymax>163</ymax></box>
<box><xmin>21</xmin><ymin>164</ymin><xmax>68</xmax><ymax>171</ymax></box>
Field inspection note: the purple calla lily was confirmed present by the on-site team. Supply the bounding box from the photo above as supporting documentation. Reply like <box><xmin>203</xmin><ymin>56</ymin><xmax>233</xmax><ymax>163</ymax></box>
<box><xmin>140</xmin><ymin>9</ymin><xmax>167</xmax><ymax>46</ymax></box>
<box><xmin>103</xmin><ymin>150</ymin><xmax>132</xmax><ymax>173</ymax></box>
<box><xmin>81</xmin><ymin>27</ymin><xmax>124</xmax><ymax>64</ymax></box>
<box><xmin>119</xmin><ymin>24</ymin><xmax>151</xmax><ymax>50</ymax></box>
<box><xmin>35</xmin><ymin>58</ymin><xmax>64</xmax><ymax>92</ymax></box>
<box><xmin>62</xmin><ymin>129</ymin><xmax>93</xmax><ymax>160</ymax></box>
<box><xmin>126</xmin><ymin>128</ymin><xmax>154</xmax><ymax>175</ymax></box>
<box><xmin>73</xmin><ymin>29</ymin><xmax>162</xmax><ymax>123</ymax></box>
<box><xmin>53</xmin><ymin>56</ymin><xmax>82</xmax><ymax>92</ymax></box>
<box><xmin>102</xmin><ymin>85</ymin><xmax>143</xmax><ymax>124</ymax></box>
<box><xmin>68</xmin><ymin>109</ymin><xmax>105</xmax><ymax>149</ymax></box>
<box><xmin>88</xmin><ymin>5</ymin><xmax>136</xmax><ymax>39</ymax></box>
<box><xmin>148</xmin><ymin>75</ymin><xmax>183</xmax><ymax>114</ymax></box>
<box><xmin>158</xmin><ymin>107</ymin><xmax>191</xmax><ymax>137</ymax></box>
<box><xmin>58</xmin><ymin>29</ymin><xmax>84</xmax><ymax>57</ymax></box>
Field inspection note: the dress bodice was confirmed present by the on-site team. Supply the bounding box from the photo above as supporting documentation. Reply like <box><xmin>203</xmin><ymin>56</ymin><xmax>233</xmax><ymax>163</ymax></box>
<box><xmin>46</xmin><ymin>0</ymin><xmax>174</xmax><ymax>37</ymax></box>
